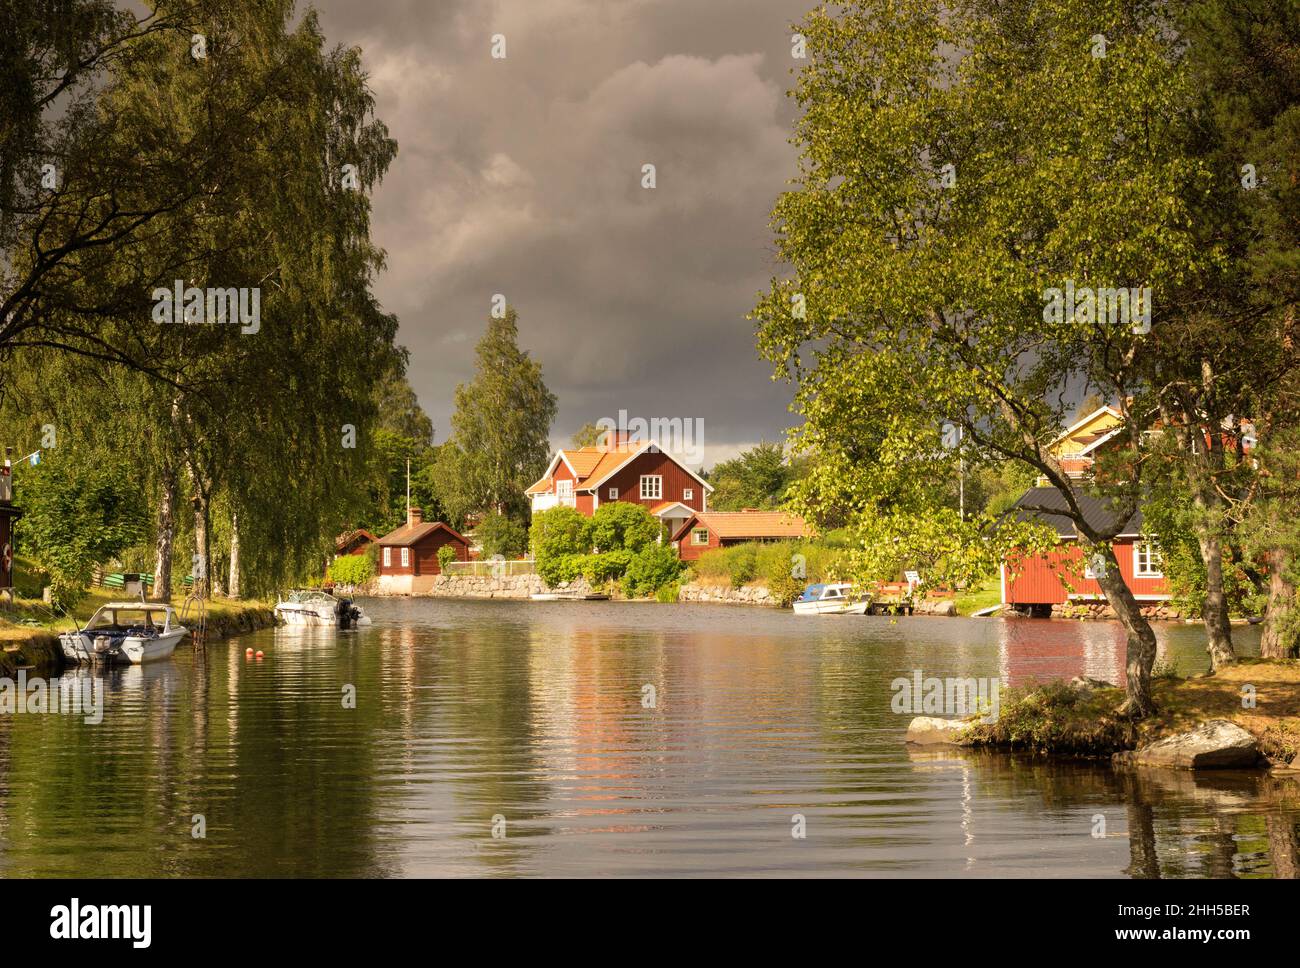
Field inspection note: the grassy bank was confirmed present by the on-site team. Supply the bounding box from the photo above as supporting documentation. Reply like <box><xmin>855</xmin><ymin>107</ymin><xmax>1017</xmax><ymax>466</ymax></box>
<box><xmin>960</xmin><ymin>659</ymin><xmax>1300</xmax><ymax>762</ymax></box>
<box><xmin>1</xmin><ymin>582</ymin><xmax>278</xmax><ymax>677</ymax></box>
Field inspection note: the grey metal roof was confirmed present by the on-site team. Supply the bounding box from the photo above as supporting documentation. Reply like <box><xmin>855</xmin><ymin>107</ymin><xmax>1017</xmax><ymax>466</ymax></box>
<box><xmin>1009</xmin><ymin>486</ymin><xmax>1144</xmax><ymax>539</ymax></box>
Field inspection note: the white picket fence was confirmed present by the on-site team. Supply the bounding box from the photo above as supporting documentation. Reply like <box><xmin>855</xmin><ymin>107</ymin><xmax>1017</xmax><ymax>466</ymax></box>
<box><xmin>443</xmin><ymin>559</ymin><xmax>537</xmax><ymax>577</ymax></box>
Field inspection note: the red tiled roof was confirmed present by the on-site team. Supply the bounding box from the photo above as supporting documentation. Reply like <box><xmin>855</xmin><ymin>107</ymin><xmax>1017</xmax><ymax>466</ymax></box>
<box><xmin>525</xmin><ymin>443</ymin><xmax>648</xmax><ymax>494</ymax></box>
<box><xmin>672</xmin><ymin>511</ymin><xmax>812</xmax><ymax>543</ymax></box>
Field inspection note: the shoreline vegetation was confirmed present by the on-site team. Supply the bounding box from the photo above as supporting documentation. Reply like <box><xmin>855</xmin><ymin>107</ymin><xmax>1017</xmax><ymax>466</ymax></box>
<box><xmin>910</xmin><ymin>660</ymin><xmax>1300</xmax><ymax>772</ymax></box>
<box><xmin>0</xmin><ymin>577</ymin><xmax>277</xmax><ymax>677</ymax></box>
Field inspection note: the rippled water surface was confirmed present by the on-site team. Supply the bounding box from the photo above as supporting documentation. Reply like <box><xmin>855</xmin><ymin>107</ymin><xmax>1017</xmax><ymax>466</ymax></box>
<box><xmin>1</xmin><ymin>600</ymin><xmax>1296</xmax><ymax>878</ymax></box>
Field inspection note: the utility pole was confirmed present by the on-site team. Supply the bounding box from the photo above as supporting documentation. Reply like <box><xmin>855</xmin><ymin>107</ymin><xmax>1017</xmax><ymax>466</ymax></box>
<box><xmin>406</xmin><ymin>457</ymin><xmax>411</xmax><ymax>516</ymax></box>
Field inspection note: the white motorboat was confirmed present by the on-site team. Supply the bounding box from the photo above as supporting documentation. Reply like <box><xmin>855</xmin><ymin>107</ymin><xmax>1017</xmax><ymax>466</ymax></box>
<box><xmin>792</xmin><ymin>582</ymin><xmax>870</xmax><ymax>615</ymax></box>
<box><xmin>274</xmin><ymin>589</ymin><xmax>371</xmax><ymax>629</ymax></box>
<box><xmin>59</xmin><ymin>601</ymin><xmax>188</xmax><ymax>665</ymax></box>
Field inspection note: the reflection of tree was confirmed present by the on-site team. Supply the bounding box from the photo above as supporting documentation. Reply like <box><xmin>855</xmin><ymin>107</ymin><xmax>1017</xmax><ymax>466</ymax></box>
<box><xmin>908</xmin><ymin>747</ymin><xmax>1300</xmax><ymax>878</ymax></box>
<box><xmin>435</xmin><ymin>614</ymin><xmax>551</xmax><ymax>875</ymax></box>
<box><xmin>1266</xmin><ymin>814</ymin><xmax>1300</xmax><ymax>879</ymax></box>
<box><xmin>1119</xmin><ymin>773</ymin><xmax>1161</xmax><ymax>879</ymax></box>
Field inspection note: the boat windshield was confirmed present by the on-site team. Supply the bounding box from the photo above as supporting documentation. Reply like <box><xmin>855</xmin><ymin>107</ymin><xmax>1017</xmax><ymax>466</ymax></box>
<box><xmin>286</xmin><ymin>589</ymin><xmax>337</xmax><ymax>605</ymax></box>
<box><xmin>87</xmin><ymin>608</ymin><xmax>167</xmax><ymax>631</ymax></box>
<box><xmin>798</xmin><ymin>584</ymin><xmax>826</xmax><ymax>601</ymax></box>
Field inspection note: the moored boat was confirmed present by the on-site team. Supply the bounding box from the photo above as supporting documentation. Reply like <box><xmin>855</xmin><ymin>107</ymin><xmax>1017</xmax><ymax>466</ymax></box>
<box><xmin>274</xmin><ymin>589</ymin><xmax>371</xmax><ymax>628</ymax></box>
<box><xmin>59</xmin><ymin>601</ymin><xmax>188</xmax><ymax>665</ymax></box>
<box><xmin>792</xmin><ymin>582</ymin><xmax>870</xmax><ymax>615</ymax></box>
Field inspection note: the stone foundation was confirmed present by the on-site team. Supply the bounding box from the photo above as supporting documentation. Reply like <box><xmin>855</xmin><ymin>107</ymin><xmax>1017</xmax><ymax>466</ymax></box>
<box><xmin>1050</xmin><ymin>601</ymin><xmax>1188</xmax><ymax>621</ymax></box>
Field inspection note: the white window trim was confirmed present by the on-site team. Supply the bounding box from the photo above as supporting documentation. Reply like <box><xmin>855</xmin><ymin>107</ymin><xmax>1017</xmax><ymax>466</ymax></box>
<box><xmin>640</xmin><ymin>475</ymin><xmax>662</xmax><ymax>500</ymax></box>
<box><xmin>1133</xmin><ymin>541</ymin><xmax>1163</xmax><ymax>578</ymax></box>
<box><xmin>401</xmin><ymin>547</ymin><xmax>410</xmax><ymax>567</ymax></box>
<box><xmin>683</xmin><ymin>488</ymin><xmax>693</xmax><ymax>501</ymax></box>
<box><xmin>383</xmin><ymin>547</ymin><xmax>391</xmax><ymax>567</ymax></box>
<box><xmin>556</xmin><ymin>479</ymin><xmax>573</xmax><ymax>497</ymax></box>
<box><xmin>608</xmin><ymin>487</ymin><xmax>618</xmax><ymax>499</ymax></box>
<box><xmin>692</xmin><ymin>528</ymin><xmax>709</xmax><ymax>546</ymax></box>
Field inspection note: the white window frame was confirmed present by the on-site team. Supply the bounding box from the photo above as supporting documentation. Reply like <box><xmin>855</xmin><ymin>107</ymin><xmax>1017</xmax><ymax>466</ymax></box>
<box><xmin>640</xmin><ymin>475</ymin><xmax>662</xmax><ymax>500</ymax></box>
<box><xmin>1133</xmin><ymin>540</ymin><xmax>1163</xmax><ymax>578</ymax></box>
<box><xmin>608</xmin><ymin>487</ymin><xmax>618</xmax><ymax>500</ymax></box>
<box><xmin>683</xmin><ymin>488</ymin><xmax>693</xmax><ymax>501</ymax></box>
<box><xmin>401</xmin><ymin>547</ymin><xmax>410</xmax><ymax>568</ymax></box>
<box><xmin>692</xmin><ymin>528</ymin><xmax>709</xmax><ymax>546</ymax></box>
<box><xmin>556</xmin><ymin>479</ymin><xmax>573</xmax><ymax>497</ymax></box>
<box><xmin>383</xmin><ymin>547</ymin><xmax>391</xmax><ymax>567</ymax></box>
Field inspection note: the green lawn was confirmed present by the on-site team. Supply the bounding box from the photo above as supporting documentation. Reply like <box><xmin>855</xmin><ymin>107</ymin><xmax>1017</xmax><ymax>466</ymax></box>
<box><xmin>954</xmin><ymin>581</ymin><xmax>1003</xmax><ymax>616</ymax></box>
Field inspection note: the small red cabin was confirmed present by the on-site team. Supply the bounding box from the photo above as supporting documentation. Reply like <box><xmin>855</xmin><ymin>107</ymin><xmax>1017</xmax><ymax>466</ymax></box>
<box><xmin>374</xmin><ymin>508</ymin><xmax>469</xmax><ymax>595</ymax></box>
<box><xmin>1002</xmin><ymin>487</ymin><xmax>1169</xmax><ymax>613</ymax></box>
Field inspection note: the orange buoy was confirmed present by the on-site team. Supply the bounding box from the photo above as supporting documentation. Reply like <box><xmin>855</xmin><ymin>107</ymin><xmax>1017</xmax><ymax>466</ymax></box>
<box><xmin>255</xmin><ymin>650</ymin><xmax>265</xmax><ymax>659</ymax></box>
<box><xmin>245</xmin><ymin>647</ymin><xmax>254</xmax><ymax>655</ymax></box>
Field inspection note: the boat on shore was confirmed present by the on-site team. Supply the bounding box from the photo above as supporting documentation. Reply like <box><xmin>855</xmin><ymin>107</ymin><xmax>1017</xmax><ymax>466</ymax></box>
<box><xmin>59</xmin><ymin>601</ymin><xmax>188</xmax><ymax>665</ymax></box>
<box><xmin>274</xmin><ymin>589</ymin><xmax>372</xmax><ymax>629</ymax></box>
<box><xmin>792</xmin><ymin>582</ymin><xmax>870</xmax><ymax>615</ymax></box>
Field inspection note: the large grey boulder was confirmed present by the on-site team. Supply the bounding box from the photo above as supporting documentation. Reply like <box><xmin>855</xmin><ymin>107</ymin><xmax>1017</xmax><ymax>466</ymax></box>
<box><xmin>905</xmin><ymin>716</ymin><xmax>971</xmax><ymax>746</ymax></box>
<box><xmin>1113</xmin><ymin>720</ymin><xmax>1260</xmax><ymax>770</ymax></box>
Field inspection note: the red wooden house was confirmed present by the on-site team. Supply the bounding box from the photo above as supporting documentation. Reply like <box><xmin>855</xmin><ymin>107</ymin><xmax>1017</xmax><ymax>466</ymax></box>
<box><xmin>374</xmin><ymin>508</ymin><xmax>470</xmax><ymax>595</ymax></box>
<box><xmin>671</xmin><ymin>511</ymin><xmax>812</xmax><ymax>561</ymax></box>
<box><xmin>1002</xmin><ymin>486</ymin><xmax>1169</xmax><ymax>612</ymax></box>
<box><xmin>525</xmin><ymin>429</ymin><xmax>712</xmax><ymax>540</ymax></box>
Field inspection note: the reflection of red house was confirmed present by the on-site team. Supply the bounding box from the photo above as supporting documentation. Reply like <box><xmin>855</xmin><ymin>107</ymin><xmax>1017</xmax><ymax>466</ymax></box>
<box><xmin>671</xmin><ymin>511</ymin><xmax>812</xmax><ymax>562</ymax></box>
<box><xmin>525</xmin><ymin>428</ymin><xmax>711</xmax><ymax>541</ymax></box>
<box><xmin>374</xmin><ymin>508</ymin><xmax>470</xmax><ymax>595</ymax></box>
<box><xmin>1002</xmin><ymin>487</ymin><xmax>1169</xmax><ymax>610</ymax></box>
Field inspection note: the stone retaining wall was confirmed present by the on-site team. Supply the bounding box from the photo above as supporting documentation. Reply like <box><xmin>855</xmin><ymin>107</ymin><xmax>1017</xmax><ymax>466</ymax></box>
<box><xmin>678</xmin><ymin>583</ymin><xmax>780</xmax><ymax>607</ymax></box>
<box><xmin>1050</xmin><ymin>601</ymin><xmax>1189</xmax><ymax>621</ymax></box>
<box><xmin>428</xmin><ymin>574</ymin><xmax>600</xmax><ymax>599</ymax></box>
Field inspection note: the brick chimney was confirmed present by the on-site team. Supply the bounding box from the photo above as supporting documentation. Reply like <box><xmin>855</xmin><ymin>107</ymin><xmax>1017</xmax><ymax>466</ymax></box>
<box><xmin>407</xmin><ymin>506</ymin><xmax>423</xmax><ymax>527</ymax></box>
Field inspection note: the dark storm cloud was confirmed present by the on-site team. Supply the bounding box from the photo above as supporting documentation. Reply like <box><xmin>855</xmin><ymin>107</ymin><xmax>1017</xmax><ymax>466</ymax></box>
<box><xmin>309</xmin><ymin>0</ymin><xmax>815</xmax><ymax>465</ymax></box>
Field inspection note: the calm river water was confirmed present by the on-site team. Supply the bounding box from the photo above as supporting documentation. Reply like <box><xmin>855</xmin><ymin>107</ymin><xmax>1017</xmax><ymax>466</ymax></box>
<box><xmin>1</xmin><ymin>599</ymin><xmax>1296</xmax><ymax>878</ymax></box>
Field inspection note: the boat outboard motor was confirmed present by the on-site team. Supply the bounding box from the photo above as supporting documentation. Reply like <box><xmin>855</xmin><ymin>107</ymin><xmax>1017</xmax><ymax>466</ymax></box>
<box><xmin>336</xmin><ymin>597</ymin><xmax>354</xmax><ymax>630</ymax></box>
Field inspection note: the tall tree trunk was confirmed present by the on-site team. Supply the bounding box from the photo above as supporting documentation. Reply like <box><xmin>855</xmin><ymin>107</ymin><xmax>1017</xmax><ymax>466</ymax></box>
<box><xmin>228</xmin><ymin>512</ymin><xmax>241</xmax><ymax>600</ymax></box>
<box><xmin>153</xmin><ymin>462</ymin><xmax>177</xmax><ymax>601</ymax></box>
<box><xmin>1092</xmin><ymin>544</ymin><xmax>1158</xmax><ymax>717</ymax></box>
<box><xmin>192</xmin><ymin>494</ymin><xmax>209</xmax><ymax>599</ymax></box>
<box><xmin>1195</xmin><ymin>524</ymin><xmax>1236</xmax><ymax>670</ymax></box>
<box><xmin>1260</xmin><ymin>546</ymin><xmax>1298</xmax><ymax>658</ymax></box>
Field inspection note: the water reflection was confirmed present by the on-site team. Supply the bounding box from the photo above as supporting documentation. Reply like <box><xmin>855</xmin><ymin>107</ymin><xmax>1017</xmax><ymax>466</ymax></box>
<box><xmin>0</xmin><ymin>601</ymin><xmax>1293</xmax><ymax>878</ymax></box>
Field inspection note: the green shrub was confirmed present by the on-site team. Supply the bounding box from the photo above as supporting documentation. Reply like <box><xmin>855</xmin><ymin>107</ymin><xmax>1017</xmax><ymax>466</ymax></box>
<box><xmin>623</xmin><ymin>544</ymin><xmax>683</xmax><ymax>598</ymax></box>
<box><xmin>582</xmin><ymin>548</ymin><xmax>635</xmax><ymax>584</ymax></box>
<box><xmin>692</xmin><ymin>539</ymin><xmax>846</xmax><ymax>602</ymax></box>
<box><xmin>727</xmin><ymin>544</ymin><xmax>757</xmax><ymax>588</ymax></box>
<box><xmin>531</xmin><ymin>507</ymin><xmax>593</xmax><ymax>586</ymax></box>
<box><xmin>437</xmin><ymin>544</ymin><xmax>457</xmax><ymax>573</ymax></box>
<box><xmin>330</xmin><ymin>554</ymin><xmax>375</xmax><ymax>587</ymax></box>
<box><xmin>655</xmin><ymin>582</ymin><xmax>680</xmax><ymax>603</ymax></box>
<box><xmin>589</xmin><ymin>502</ymin><xmax>660</xmax><ymax>552</ymax></box>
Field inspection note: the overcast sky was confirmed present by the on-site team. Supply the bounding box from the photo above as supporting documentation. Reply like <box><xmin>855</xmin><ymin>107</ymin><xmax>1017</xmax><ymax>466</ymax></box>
<box><xmin>307</xmin><ymin>0</ymin><xmax>813</xmax><ymax>466</ymax></box>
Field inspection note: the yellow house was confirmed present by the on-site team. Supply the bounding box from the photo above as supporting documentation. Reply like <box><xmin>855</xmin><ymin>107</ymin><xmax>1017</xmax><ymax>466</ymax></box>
<box><xmin>1037</xmin><ymin>405</ymin><xmax>1124</xmax><ymax>484</ymax></box>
